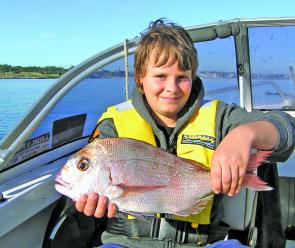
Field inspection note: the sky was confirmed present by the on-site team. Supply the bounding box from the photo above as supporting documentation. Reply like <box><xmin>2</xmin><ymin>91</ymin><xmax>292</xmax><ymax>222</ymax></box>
<box><xmin>1</xmin><ymin>0</ymin><xmax>295</xmax><ymax>68</ymax></box>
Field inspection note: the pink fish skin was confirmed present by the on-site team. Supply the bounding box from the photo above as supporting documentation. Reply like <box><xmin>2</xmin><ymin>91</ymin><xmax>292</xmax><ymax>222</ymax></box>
<box><xmin>54</xmin><ymin>138</ymin><xmax>272</xmax><ymax>216</ymax></box>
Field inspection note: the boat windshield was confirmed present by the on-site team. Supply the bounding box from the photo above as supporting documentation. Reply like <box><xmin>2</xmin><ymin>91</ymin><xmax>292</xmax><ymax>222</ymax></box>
<box><xmin>249</xmin><ymin>25</ymin><xmax>295</xmax><ymax>110</ymax></box>
<box><xmin>4</xmin><ymin>56</ymin><xmax>135</xmax><ymax>168</ymax></box>
<box><xmin>197</xmin><ymin>37</ymin><xmax>239</xmax><ymax>104</ymax></box>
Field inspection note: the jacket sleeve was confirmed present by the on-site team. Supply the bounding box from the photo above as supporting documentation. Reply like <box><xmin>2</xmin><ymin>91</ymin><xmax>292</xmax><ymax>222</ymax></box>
<box><xmin>97</xmin><ymin>118</ymin><xmax>118</xmax><ymax>138</ymax></box>
<box><xmin>215</xmin><ymin>101</ymin><xmax>295</xmax><ymax>162</ymax></box>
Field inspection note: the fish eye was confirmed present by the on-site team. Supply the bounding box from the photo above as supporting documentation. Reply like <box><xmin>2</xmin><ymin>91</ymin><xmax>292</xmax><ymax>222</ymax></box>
<box><xmin>77</xmin><ymin>158</ymin><xmax>90</xmax><ymax>171</ymax></box>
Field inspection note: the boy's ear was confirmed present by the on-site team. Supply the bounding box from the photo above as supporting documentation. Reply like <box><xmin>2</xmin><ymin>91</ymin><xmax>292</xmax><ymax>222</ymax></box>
<box><xmin>139</xmin><ymin>82</ymin><xmax>144</xmax><ymax>94</ymax></box>
<box><xmin>136</xmin><ymin>78</ymin><xmax>144</xmax><ymax>94</ymax></box>
<box><xmin>138</xmin><ymin>77</ymin><xmax>144</xmax><ymax>88</ymax></box>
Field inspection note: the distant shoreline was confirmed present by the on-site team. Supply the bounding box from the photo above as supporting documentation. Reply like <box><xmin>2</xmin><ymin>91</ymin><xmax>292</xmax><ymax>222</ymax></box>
<box><xmin>0</xmin><ymin>64</ymin><xmax>72</xmax><ymax>79</ymax></box>
<box><xmin>0</xmin><ymin>74</ymin><xmax>60</xmax><ymax>79</ymax></box>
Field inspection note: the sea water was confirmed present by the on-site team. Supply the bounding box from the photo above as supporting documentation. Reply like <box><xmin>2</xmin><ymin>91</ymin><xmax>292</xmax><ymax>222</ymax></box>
<box><xmin>0</xmin><ymin>79</ymin><xmax>55</xmax><ymax>140</ymax></box>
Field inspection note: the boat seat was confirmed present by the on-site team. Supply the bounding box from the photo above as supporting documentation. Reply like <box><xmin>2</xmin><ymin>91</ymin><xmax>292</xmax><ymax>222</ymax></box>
<box><xmin>221</xmin><ymin>188</ymin><xmax>256</xmax><ymax>231</ymax></box>
<box><xmin>220</xmin><ymin>162</ymin><xmax>286</xmax><ymax>248</ymax></box>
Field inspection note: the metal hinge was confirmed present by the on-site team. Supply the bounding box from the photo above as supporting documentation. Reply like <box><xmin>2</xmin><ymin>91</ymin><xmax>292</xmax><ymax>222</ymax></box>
<box><xmin>0</xmin><ymin>149</ymin><xmax>8</xmax><ymax>167</ymax></box>
<box><xmin>238</xmin><ymin>64</ymin><xmax>245</xmax><ymax>76</ymax></box>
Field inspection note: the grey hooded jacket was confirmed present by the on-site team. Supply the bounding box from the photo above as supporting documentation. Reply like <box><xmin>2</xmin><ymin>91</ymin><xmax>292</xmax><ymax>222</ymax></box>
<box><xmin>97</xmin><ymin>77</ymin><xmax>295</xmax><ymax>247</ymax></box>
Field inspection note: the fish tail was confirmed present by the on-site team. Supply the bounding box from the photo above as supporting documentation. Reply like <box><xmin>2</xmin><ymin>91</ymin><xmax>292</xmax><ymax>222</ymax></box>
<box><xmin>241</xmin><ymin>151</ymin><xmax>273</xmax><ymax>191</ymax></box>
<box><xmin>242</xmin><ymin>174</ymin><xmax>273</xmax><ymax>191</ymax></box>
<box><xmin>246</xmin><ymin>151</ymin><xmax>272</xmax><ymax>172</ymax></box>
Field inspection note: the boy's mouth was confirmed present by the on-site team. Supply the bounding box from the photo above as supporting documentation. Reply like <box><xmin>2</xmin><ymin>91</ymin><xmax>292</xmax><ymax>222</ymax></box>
<box><xmin>160</xmin><ymin>96</ymin><xmax>179</xmax><ymax>103</ymax></box>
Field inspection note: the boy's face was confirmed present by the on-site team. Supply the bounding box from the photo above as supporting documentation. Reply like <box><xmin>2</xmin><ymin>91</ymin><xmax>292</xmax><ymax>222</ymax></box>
<box><xmin>140</xmin><ymin>55</ymin><xmax>192</xmax><ymax>126</ymax></box>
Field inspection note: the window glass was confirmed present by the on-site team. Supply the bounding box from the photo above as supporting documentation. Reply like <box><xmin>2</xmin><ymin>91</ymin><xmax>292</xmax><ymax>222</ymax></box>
<box><xmin>0</xmin><ymin>65</ymin><xmax>72</xmax><ymax>142</ymax></box>
<box><xmin>248</xmin><ymin>25</ymin><xmax>295</xmax><ymax>110</ymax></box>
<box><xmin>196</xmin><ymin>37</ymin><xmax>239</xmax><ymax>104</ymax></box>
<box><xmin>7</xmin><ymin>55</ymin><xmax>135</xmax><ymax>167</ymax></box>
<box><xmin>0</xmin><ymin>79</ymin><xmax>54</xmax><ymax>141</ymax></box>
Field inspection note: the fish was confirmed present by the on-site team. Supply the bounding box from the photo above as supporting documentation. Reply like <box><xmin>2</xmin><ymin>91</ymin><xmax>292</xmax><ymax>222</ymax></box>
<box><xmin>54</xmin><ymin>137</ymin><xmax>272</xmax><ymax>217</ymax></box>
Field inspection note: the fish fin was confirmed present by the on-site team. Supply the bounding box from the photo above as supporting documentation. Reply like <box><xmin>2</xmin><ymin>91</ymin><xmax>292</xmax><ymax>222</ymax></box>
<box><xmin>246</xmin><ymin>151</ymin><xmax>272</xmax><ymax>172</ymax></box>
<box><xmin>240</xmin><ymin>151</ymin><xmax>273</xmax><ymax>191</ymax></box>
<box><xmin>104</xmin><ymin>185</ymin><xmax>125</xmax><ymax>200</ymax></box>
<box><xmin>116</xmin><ymin>183</ymin><xmax>166</xmax><ymax>198</ymax></box>
<box><xmin>242</xmin><ymin>174</ymin><xmax>273</xmax><ymax>191</ymax></box>
<box><xmin>175</xmin><ymin>194</ymin><xmax>214</xmax><ymax>216</ymax></box>
<box><xmin>178</xmin><ymin>157</ymin><xmax>209</xmax><ymax>171</ymax></box>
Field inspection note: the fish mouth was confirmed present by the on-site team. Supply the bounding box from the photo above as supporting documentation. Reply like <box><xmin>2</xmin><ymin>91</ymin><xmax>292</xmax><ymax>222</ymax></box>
<box><xmin>55</xmin><ymin>177</ymin><xmax>72</xmax><ymax>190</ymax></box>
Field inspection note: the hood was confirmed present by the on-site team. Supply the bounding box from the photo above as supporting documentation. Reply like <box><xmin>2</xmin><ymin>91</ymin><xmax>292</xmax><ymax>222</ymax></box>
<box><xmin>131</xmin><ymin>76</ymin><xmax>205</xmax><ymax>148</ymax></box>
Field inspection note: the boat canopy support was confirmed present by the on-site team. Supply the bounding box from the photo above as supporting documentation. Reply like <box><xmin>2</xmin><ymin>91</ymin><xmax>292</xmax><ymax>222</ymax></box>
<box><xmin>188</xmin><ymin>20</ymin><xmax>240</xmax><ymax>42</ymax></box>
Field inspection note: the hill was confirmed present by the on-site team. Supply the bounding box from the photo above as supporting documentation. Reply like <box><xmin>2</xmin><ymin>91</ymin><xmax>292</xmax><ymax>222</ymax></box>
<box><xmin>0</xmin><ymin>64</ymin><xmax>72</xmax><ymax>79</ymax></box>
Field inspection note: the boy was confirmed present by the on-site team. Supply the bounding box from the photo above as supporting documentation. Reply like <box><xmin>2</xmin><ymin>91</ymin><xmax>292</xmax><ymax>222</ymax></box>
<box><xmin>75</xmin><ymin>20</ymin><xmax>295</xmax><ymax>247</ymax></box>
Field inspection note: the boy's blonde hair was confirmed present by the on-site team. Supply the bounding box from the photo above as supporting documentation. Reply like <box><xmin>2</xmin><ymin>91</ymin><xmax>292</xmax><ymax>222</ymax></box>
<box><xmin>134</xmin><ymin>19</ymin><xmax>198</xmax><ymax>92</ymax></box>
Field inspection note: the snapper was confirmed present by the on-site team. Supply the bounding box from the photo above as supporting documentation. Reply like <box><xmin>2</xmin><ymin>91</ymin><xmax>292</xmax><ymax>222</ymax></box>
<box><xmin>55</xmin><ymin>138</ymin><xmax>272</xmax><ymax>216</ymax></box>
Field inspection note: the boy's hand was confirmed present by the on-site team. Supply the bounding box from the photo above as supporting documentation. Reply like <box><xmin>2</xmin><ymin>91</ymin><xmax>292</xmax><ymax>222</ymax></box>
<box><xmin>211</xmin><ymin>127</ymin><xmax>252</xmax><ymax>196</ymax></box>
<box><xmin>75</xmin><ymin>192</ymin><xmax>117</xmax><ymax>218</ymax></box>
<box><xmin>211</xmin><ymin>121</ymin><xmax>278</xmax><ymax>196</ymax></box>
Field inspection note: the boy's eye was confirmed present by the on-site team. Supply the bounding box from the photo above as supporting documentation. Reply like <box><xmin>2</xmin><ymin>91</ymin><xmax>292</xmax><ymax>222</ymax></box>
<box><xmin>178</xmin><ymin>76</ymin><xmax>189</xmax><ymax>80</ymax></box>
<box><xmin>155</xmin><ymin>74</ymin><xmax>166</xmax><ymax>78</ymax></box>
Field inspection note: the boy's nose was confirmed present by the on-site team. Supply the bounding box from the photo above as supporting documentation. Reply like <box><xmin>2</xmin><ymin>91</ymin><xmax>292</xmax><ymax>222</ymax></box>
<box><xmin>165</xmin><ymin>78</ymin><xmax>178</xmax><ymax>92</ymax></box>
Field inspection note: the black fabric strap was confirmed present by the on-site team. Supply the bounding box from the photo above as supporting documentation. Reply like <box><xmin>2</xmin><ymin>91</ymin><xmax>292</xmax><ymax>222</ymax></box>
<box><xmin>199</xmin><ymin>222</ymin><xmax>230</xmax><ymax>244</ymax></box>
<box><xmin>66</xmin><ymin>215</ymin><xmax>88</xmax><ymax>248</ymax></box>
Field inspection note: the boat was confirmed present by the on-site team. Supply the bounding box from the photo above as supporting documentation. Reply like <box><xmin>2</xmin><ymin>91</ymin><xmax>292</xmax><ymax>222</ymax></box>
<box><xmin>0</xmin><ymin>17</ymin><xmax>294</xmax><ymax>248</ymax></box>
